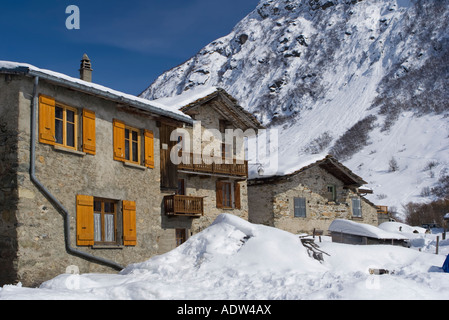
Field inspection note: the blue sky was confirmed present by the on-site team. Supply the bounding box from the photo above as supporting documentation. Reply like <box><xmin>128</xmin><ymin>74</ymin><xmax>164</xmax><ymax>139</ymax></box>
<box><xmin>0</xmin><ymin>0</ymin><xmax>259</xmax><ymax>95</ymax></box>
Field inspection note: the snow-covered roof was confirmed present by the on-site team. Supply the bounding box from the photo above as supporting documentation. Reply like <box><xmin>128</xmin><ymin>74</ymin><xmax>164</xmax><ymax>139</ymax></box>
<box><xmin>152</xmin><ymin>86</ymin><xmax>220</xmax><ymax>111</ymax></box>
<box><xmin>152</xmin><ymin>86</ymin><xmax>262</xmax><ymax>130</ymax></box>
<box><xmin>378</xmin><ymin>222</ymin><xmax>427</xmax><ymax>234</ymax></box>
<box><xmin>329</xmin><ymin>219</ymin><xmax>409</xmax><ymax>240</ymax></box>
<box><xmin>250</xmin><ymin>154</ymin><xmax>367</xmax><ymax>187</ymax></box>
<box><xmin>0</xmin><ymin>60</ymin><xmax>192</xmax><ymax>124</ymax></box>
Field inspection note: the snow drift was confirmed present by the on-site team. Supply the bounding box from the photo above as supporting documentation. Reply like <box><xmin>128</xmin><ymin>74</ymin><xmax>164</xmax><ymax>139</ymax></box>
<box><xmin>1</xmin><ymin>214</ymin><xmax>449</xmax><ymax>300</ymax></box>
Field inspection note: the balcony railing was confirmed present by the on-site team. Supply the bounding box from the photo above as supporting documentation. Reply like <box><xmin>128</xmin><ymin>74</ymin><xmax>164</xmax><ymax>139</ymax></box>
<box><xmin>164</xmin><ymin>195</ymin><xmax>204</xmax><ymax>217</ymax></box>
<box><xmin>177</xmin><ymin>153</ymin><xmax>248</xmax><ymax>178</ymax></box>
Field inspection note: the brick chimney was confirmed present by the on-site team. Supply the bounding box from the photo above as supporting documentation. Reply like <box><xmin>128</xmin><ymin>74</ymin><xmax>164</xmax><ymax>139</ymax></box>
<box><xmin>79</xmin><ymin>54</ymin><xmax>93</xmax><ymax>82</ymax></box>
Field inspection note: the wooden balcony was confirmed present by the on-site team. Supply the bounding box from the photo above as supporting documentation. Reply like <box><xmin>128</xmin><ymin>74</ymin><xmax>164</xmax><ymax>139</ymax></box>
<box><xmin>164</xmin><ymin>195</ymin><xmax>204</xmax><ymax>217</ymax></box>
<box><xmin>177</xmin><ymin>153</ymin><xmax>248</xmax><ymax>178</ymax></box>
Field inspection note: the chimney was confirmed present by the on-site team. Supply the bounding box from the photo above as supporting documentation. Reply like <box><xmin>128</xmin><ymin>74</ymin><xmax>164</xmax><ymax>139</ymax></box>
<box><xmin>79</xmin><ymin>54</ymin><xmax>93</xmax><ymax>82</ymax></box>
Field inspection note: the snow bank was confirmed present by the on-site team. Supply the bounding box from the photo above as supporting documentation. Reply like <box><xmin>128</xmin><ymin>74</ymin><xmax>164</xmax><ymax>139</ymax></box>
<box><xmin>329</xmin><ymin>219</ymin><xmax>408</xmax><ymax>240</ymax></box>
<box><xmin>1</xmin><ymin>214</ymin><xmax>449</xmax><ymax>300</ymax></box>
<box><xmin>122</xmin><ymin>213</ymin><xmax>325</xmax><ymax>276</ymax></box>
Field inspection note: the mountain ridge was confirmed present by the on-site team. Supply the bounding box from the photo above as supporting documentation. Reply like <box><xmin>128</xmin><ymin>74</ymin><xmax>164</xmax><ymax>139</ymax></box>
<box><xmin>141</xmin><ymin>0</ymin><xmax>449</xmax><ymax>215</ymax></box>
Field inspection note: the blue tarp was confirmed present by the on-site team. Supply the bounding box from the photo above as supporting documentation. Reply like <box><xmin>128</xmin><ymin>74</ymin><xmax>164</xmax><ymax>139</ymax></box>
<box><xmin>443</xmin><ymin>255</ymin><xmax>449</xmax><ymax>273</ymax></box>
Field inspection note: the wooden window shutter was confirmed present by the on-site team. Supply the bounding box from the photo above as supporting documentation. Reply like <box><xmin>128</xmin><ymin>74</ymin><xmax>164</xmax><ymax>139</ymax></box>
<box><xmin>144</xmin><ymin>130</ymin><xmax>155</xmax><ymax>168</ymax></box>
<box><xmin>82</xmin><ymin>109</ymin><xmax>96</xmax><ymax>155</ymax></box>
<box><xmin>216</xmin><ymin>181</ymin><xmax>224</xmax><ymax>208</ymax></box>
<box><xmin>113</xmin><ymin>119</ymin><xmax>125</xmax><ymax>161</ymax></box>
<box><xmin>234</xmin><ymin>182</ymin><xmax>241</xmax><ymax>209</ymax></box>
<box><xmin>123</xmin><ymin>200</ymin><xmax>137</xmax><ymax>246</ymax></box>
<box><xmin>38</xmin><ymin>95</ymin><xmax>56</xmax><ymax>145</ymax></box>
<box><xmin>76</xmin><ymin>195</ymin><xmax>94</xmax><ymax>246</ymax></box>
<box><xmin>294</xmin><ymin>197</ymin><xmax>306</xmax><ymax>218</ymax></box>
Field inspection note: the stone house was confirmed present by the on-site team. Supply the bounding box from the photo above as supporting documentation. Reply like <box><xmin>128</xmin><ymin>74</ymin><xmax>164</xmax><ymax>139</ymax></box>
<box><xmin>248</xmin><ymin>155</ymin><xmax>379</xmax><ymax>235</ymax></box>
<box><xmin>0</xmin><ymin>57</ymin><xmax>261</xmax><ymax>286</ymax></box>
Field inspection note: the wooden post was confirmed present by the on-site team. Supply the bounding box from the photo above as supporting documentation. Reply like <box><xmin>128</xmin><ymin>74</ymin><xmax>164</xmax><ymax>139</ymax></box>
<box><xmin>436</xmin><ymin>236</ymin><xmax>439</xmax><ymax>255</ymax></box>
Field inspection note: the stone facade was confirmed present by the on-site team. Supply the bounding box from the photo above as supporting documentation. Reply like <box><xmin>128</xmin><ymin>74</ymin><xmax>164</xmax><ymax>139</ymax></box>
<box><xmin>0</xmin><ymin>76</ymin><xmax>21</xmax><ymax>286</ymax></box>
<box><xmin>0</xmin><ymin>66</ymin><xmax>259</xmax><ymax>287</ymax></box>
<box><xmin>248</xmin><ymin>157</ymin><xmax>379</xmax><ymax>235</ymax></box>
<box><xmin>1</xmin><ymin>74</ymin><xmax>171</xmax><ymax>286</ymax></box>
<box><xmin>156</xmin><ymin>99</ymin><xmax>252</xmax><ymax>253</ymax></box>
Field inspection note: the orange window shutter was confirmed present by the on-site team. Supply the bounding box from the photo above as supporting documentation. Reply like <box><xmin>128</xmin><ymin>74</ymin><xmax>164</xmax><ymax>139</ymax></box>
<box><xmin>38</xmin><ymin>95</ymin><xmax>56</xmax><ymax>145</ymax></box>
<box><xmin>144</xmin><ymin>130</ymin><xmax>155</xmax><ymax>168</ymax></box>
<box><xmin>76</xmin><ymin>195</ymin><xmax>94</xmax><ymax>246</ymax></box>
<box><xmin>234</xmin><ymin>182</ymin><xmax>241</xmax><ymax>209</ymax></box>
<box><xmin>216</xmin><ymin>181</ymin><xmax>224</xmax><ymax>208</ymax></box>
<box><xmin>82</xmin><ymin>109</ymin><xmax>96</xmax><ymax>155</ymax></box>
<box><xmin>123</xmin><ymin>200</ymin><xmax>137</xmax><ymax>246</ymax></box>
<box><xmin>113</xmin><ymin>119</ymin><xmax>125</xmax><ymax>161</ymax></box>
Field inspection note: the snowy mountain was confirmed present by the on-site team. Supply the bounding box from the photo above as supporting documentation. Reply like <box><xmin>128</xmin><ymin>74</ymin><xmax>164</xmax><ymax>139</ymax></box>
<box><xmin>141</xmin><ymin>0</ymin><xmax>449</xmax><ymax>216</ymax></box>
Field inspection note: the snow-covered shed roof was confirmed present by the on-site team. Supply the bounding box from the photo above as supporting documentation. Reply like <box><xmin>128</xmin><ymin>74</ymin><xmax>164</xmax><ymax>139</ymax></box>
<box><xmin>0</xmin><ymin>60</ymin><xmax>192</xmax><ymax>125</ymax></box>
<box><xmin>329</xmin><ymin>219</ymin><xmax>408</xmax><ymax>240</ymax></box>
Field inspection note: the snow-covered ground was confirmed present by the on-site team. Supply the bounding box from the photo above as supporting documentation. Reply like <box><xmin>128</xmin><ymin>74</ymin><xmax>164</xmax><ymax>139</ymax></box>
<box><xmin>1</xmin><ymin>214</ymin><xmax>448</xmax><ymax>300</ymax></box>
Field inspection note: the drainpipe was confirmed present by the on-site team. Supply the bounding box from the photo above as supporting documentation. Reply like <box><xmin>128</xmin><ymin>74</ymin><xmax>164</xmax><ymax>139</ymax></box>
<box><xmin>29</xmin><ymin>76</ymin><xmax>124</xmax><ymax>271</ymax></box>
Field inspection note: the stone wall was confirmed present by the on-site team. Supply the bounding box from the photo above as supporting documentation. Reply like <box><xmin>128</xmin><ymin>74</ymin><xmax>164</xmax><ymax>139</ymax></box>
<box><xmin>1</xmin><ymin>75</ymin><xmax>253</xmax><ymax>287</ymax></box>
<box><xmin>161</xmin><ymin>100</ymin><xmax>250</xmax><ymax>248</ymax></box>
<box><xmin>0</xmin><ymin>75</ymin><xmax>20</xmax><ymax>286</ymax></box>
<box><xmin>7</xmin><ymin>76</ymin><xmax>178</xmax><ymax>286</ymax></box>
<box><xmin>248</xmin><ymin>165</ymin><xmax>378</xmax><ymax>235</ymax></box>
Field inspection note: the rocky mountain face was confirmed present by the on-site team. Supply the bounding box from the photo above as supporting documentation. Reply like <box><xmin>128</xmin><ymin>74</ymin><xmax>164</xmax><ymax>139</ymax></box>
<box><xmin>141</xmin><ymin>0</ymin><xmax>449</xmax><ymax>214</ymax></box>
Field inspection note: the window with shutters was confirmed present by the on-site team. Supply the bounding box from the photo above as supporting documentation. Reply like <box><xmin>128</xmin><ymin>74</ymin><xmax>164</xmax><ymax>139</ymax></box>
<box><xmin>294</xmin><ymin>197</ymin><xmax>307</xmax><ymax>218</ymax></box>
<box><xmin>38</xmin><ymin>95</ymin><xmax>96</xmax><ymax>155</ymax></box>
<box><xmin>352</xmin><ymin>198</ymin><xmax>362</xmax><ymax>217</ymax></box>
<box><xmin>93</xmin><ymin>198</ymin><xmax>117</xmax><ymax>244</ymax></box>
<box><xmin>216</xmin><ymin>181</ymin><xmax>241</xmax><ymax>209</ymax></box>
<box><xmin>76</xmin><ymin>195</ymin><xmax>137</xmax><ymax>247</ymax></box>
<box><xmin>113</xmin><ymin>119</ymin><xmax>154</xmax><ymax>168</ymax></box>
<box><xmin>55</xmin><ymin>104</ymin><xmax>78</xmax><ymax>150</ymax></box>
<box><xmin>125</xmin><ymin>126</ymin><xmax>141</xmax><ymax>164</ymax></box>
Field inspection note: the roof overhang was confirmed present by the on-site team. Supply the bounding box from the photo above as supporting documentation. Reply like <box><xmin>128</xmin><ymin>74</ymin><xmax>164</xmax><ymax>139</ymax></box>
<box><xmin>179</xmin><ymin>88</ymin><xmax>263</xmax><ymax>131</ymax></box>
<box><xmin>0</xmin><ymin>62</ymin><xmax>193</xmax><ymax>125</ymax></box>
<box><xmin>249</xmin><ymin>155</ymin><xmax>367</xmax><ymax>187</ymax></box>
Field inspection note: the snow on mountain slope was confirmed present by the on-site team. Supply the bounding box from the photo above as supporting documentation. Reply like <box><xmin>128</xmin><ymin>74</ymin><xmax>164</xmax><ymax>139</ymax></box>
<box><xmin>141</xmin><ymin>0</ymin><xmax>449</xmax><ymax>216</ymax></box>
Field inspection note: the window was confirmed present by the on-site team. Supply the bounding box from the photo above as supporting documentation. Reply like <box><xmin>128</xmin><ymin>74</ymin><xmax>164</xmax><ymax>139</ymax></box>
<box><xmin>94</xmin><ymin>198</ymin><xmax>117</xmax><ymax>244</ymax></box>
<box><xmin>326</xmin><ymin>185</ymin><xmax>336</xmax><ymax>201</ymax></box>
<box><xmin>216</xmin><ymin>181</ymin><xmax>241</xmax><ymax>209</ymax></box>
<box><xmin>38</xmin><ymin>95</ymin><xmax>96</xmax><ymax>154</ymax></box>
<box><xmin>113</xmin><ymin>119</ymin><xmax>154</xmax><ymax>168</ymax></box>
<box><xmin>177</xmin><ymin>179</ymin><xmax>185</xmax><ymax>195</ymax></box>
<box><xmin>294</xmin><ymin>197</ymin><xmax>306</xmax><ymax>217</ymax></box>
<box><xmin>125</xmin><ymin>126</ymin><xmax>141</xmax><ymax>164</ymax></box>
<box><xmin>352</xmin><ymin>198</ymin><xmax>362</xmax><ymax>217</ymax></box>
<box><xmin>55</xmin><ymin>104</ymin><xmax>77</xmax><ymax>149</ymax></box>
<box><xmin>76</xmin><ymin>195</ymin><xmax>137</xmax><ymax>247</ymax></box>
<box><xmin>222</xmin><ymin>182</ymin><xmax>232</xmax><ymax>208</ymax></box>
<box><xmin>176</xmin><ymin>229</ymin><xmax>187</xmax><ymax>247</ymax></box>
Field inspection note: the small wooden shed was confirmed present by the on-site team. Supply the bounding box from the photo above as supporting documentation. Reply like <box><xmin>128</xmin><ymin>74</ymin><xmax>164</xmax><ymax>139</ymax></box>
<box><xmin>329</xmin><ymin>219</ymin><xmax>410</xmax><ymax>247</ymax></box>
